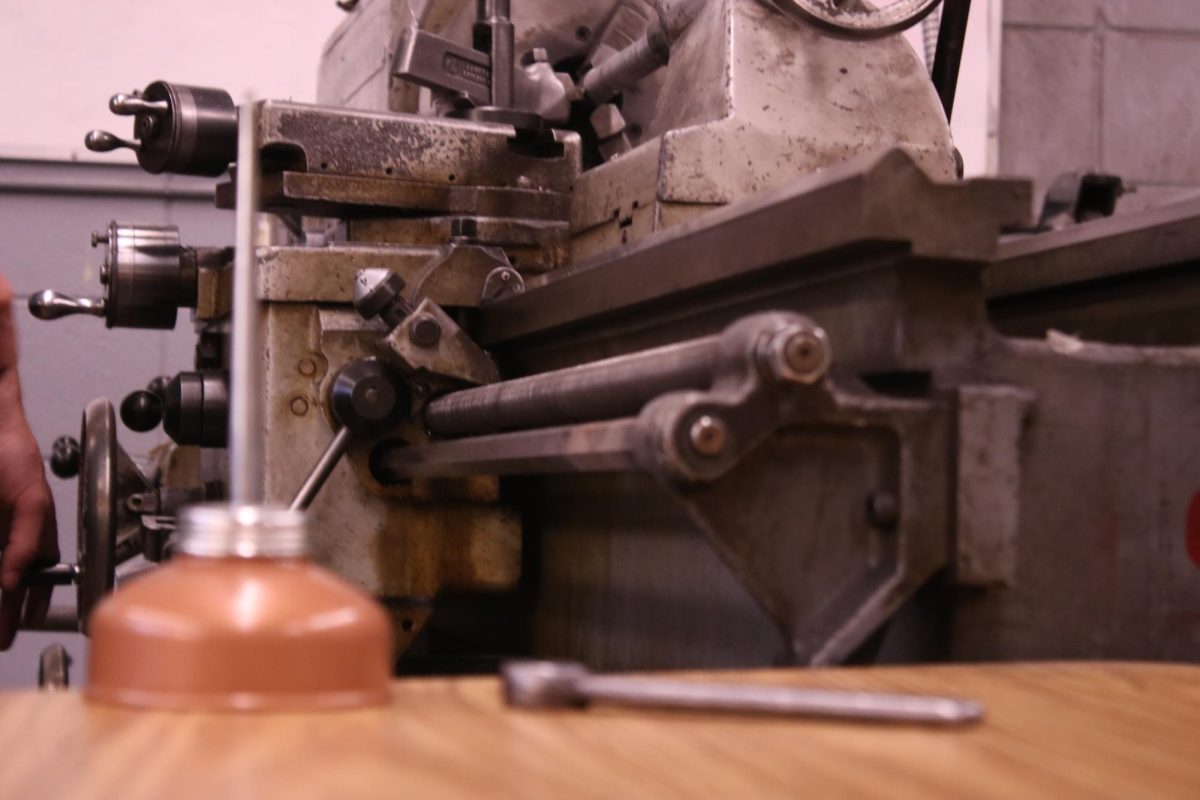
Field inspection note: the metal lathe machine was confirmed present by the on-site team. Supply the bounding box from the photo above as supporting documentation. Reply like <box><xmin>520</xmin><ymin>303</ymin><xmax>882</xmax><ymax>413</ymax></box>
<box><xmin>24</xmin><ymin>0</ymin><xmax>1200</xmax><ymax>670</ymax></box>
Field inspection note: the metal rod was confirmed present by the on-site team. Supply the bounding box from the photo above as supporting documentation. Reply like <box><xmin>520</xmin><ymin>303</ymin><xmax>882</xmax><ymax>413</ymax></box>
<box><xmin>576</xmin><ymin>674</ymin><xmax>983</xmax><ymax>724</ymax></box>
<box><xmin>375</xmin><ymin>418</ymin><xmax>641</xmax><ymax>482</ymax></box>
<box><xmin>25</xmin><ymin>564</ymin><xmax>78</xmax><ymax>587</ymax></box>
<box><xmin>581</xmin><ymin>32</ymin><xmax>669</xmax><ymax>104</ymax></box>
<box><xmin>289</xmin><ymin>427</ymin><xmax>355</xmax><ymax>511</ymax></box>
<box><xmin>228</xmin><ymin>99</ymin><xmax>264</xmax><ymax>505</ymax></box>
<box><xmin>930</xmin><ymin>0</ymin><xmax>972</xmax><ymax>120</ymax></box>
<box><xmin>485</xmin><ymin>0</ymin><xmax>514</xmax><ymax>108</ymax></box>
<box><xmin>424</xmin><ymin>336</ymin><xmax>718</xmax><ymax>438</ymax></box>
<box><xmin>502</xmin><ymin>660</ymin><xmax>983</xmax><ymax>725</ymax></box>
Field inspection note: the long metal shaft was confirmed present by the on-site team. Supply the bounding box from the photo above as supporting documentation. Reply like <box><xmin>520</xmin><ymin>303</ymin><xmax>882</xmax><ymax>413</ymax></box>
<box><xmin>228</xmin><ymin>100</ymin><xmax>264</xmax><ymax>505</ymax></box>
<box><xmin>289</xmin><ymin>427</ymin><xmax>354</xmax><ymax>512</ymax></box>
<box><xmin>931</xmin><ymin>0</ymin><xmax>972</xmax><ymax>120</ymax></box>
<box><xmin>424</xmin><ymin>336</ymin><xmax>718</xmax><ymax>438</ymax></box>
<box><xmin>576</xmin><ymin>674</ymin><xmax>983</xmax><ymax>724</ymax></box>
<box><xmin>477</xmin><ymin>0</ymin><xmax>514</xmax><ymax>108</ymax></box>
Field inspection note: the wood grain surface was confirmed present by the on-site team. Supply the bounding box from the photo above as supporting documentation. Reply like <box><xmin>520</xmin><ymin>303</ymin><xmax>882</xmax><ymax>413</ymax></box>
<box><xmin>0</xmin><ymin>662</ymin><xmax>1198</xmax><ymax>799</ymax></box>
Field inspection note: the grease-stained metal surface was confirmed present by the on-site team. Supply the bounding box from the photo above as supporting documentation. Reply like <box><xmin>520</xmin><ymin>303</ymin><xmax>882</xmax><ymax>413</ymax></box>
<box><xmin>259</xmin><ymin>303</ymin><xmax>521</xmax><ymax>650</ymax></box>
<box><xmin>256</xmin><ymin>101</ymin><xmax>581</xmax><ymax>192</ymax></box>
<box><xmin>229</xmin><ymin>172</ymin><xmax>572</xmax><ymax>221</ymax></box>
<box><xmin>258</xmin><ymin>243</ymin><xmax>533</xmax><ymax>307</ymax></box>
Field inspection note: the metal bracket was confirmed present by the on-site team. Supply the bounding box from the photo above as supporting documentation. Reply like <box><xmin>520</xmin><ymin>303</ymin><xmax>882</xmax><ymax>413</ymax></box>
<box><xmin>384</xmin><ymin>298</ymin><xmax>500</xmax><ymax>387</ymax></box>
<box><xmin>393</xmin><ymin>26</ymin><xmax>493</xmax><ymax>107</ymax></box>
<box><xmin>373</xmin><ymin>311</ymin><xmax>952</xmax><ymax>665</ymax></box>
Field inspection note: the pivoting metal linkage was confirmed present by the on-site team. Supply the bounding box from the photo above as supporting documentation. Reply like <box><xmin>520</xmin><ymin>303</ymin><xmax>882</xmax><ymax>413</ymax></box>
<box><xmin>373</xmin><ymin>311</ymin><xmax>838</xmax><ymax>484</ymax></box>
<box><xmin>502</xmin><ymin>660</ymin><xmax>983</xmax><ymax>725</ymax></box>
<box><xmin>289</xmin><ymin>360</ymin><xmax>407</xmax><ymax>512</ymax></box>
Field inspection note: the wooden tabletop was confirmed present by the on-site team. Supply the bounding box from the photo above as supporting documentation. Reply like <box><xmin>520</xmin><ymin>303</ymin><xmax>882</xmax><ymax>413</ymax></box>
<box><xmin>0</xmin><ymin>662</ymin><xmax>1198</xmax><ymax>799</ymax></box>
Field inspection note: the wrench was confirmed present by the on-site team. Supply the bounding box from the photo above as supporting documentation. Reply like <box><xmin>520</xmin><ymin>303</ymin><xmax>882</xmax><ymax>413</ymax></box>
<box><xmin>501</xmin><ymin>660</ymin><xmax>983</xmax><ymax>725</ymax></box>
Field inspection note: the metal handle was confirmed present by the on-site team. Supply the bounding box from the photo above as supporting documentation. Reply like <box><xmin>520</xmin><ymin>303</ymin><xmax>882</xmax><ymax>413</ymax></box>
<box><xmin>289</xmin><ymin>427</ymin><xmax>354</xmax><ymax>512</ymax></box>
<box><xmin>579</xmin><ymin>674</ymin><xmax>982</xmax><ymax>724</ymax></box>
<box><xmin>502</xmin><ymin>660</ymin><xmax>983</xmax><ymax>725</ymax></box>
<box><xmin>28</xmin><ymin>290</ymin><xmax>106</xmax><ymax>321</ymax></box>
<box><xmin>84</xmin><ymin>129</ymin><xmax>141</xmax><ymax>153</ymax></box>
<box><xmin>108</xmin><ymin>93</ymin><xmax>168</xmax><ymax>116</ymax></box>
<box><xmin>25</xmin><ymin>563</ymin><xmax>79</xmax><ymax>587</ymax></box>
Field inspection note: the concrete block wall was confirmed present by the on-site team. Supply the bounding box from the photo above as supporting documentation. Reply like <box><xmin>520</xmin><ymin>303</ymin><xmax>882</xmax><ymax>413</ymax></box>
<box><xmin>0</xmin><ymin>159</ymin><xmax>233</xmax><ymax>688</ymax></box>
<box><xmin>1000</xmin><ymin>0</ymin><xmax>1200</xmax><ymax>210</ymax></box>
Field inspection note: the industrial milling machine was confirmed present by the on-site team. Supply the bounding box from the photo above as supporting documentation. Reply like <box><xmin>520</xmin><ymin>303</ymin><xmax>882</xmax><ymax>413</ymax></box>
<box><xmin>19</xmin><ymin>0</ymin><xmax>1200</xmax><ymax>672</ymax></box>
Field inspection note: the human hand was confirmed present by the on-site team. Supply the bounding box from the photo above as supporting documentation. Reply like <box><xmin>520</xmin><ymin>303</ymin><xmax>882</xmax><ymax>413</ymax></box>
<box><xmin>0</xmin><ymin>274</ymin><xmax>59</xmax><ymax>648</ymax></box>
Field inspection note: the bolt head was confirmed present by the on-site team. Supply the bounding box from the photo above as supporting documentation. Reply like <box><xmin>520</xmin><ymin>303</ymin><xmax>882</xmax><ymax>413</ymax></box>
<box><xmin>688</xmin><ymin>414</ymin><xmax>728</xmax><ymax>457</ymax></box>
<box><xmin>290</xmin><ymin>397</ymin><xmax>310</xmax><ymax>416</ymax></box>
<box><xmin>760</xmin><ymin>324</ymin><xmax>831</xmax><ymax>384</ymax></box>
<box><xmin>409</xmin><ymin>315</ymin><xmax>442</xmax><ymax>347</ymax></box>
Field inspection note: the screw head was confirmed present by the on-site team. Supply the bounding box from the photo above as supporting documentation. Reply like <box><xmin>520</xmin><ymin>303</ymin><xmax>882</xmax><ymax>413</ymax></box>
<box><xmin>409</xmin><ymin>315</ymin><xmax>442</xmax><ymax>347</ymax></box>
<box><xmin>760</xmin><ymin>324</ymin><xmax>831</xmax><ymax>384</ymax></box>
<box><xmin>688</xmin><ymin>414</ymin><xmax>728</xmax><ymax>457</ymax></box>
<box><xmin>297</xmin><ymin>357</ymin><xmax>317</xmax><ymax>377</ymax></box>
<box><xmin>290</xmin><ymin>397</ymin><xmax>310</xmax><ymax>416</ymax></box>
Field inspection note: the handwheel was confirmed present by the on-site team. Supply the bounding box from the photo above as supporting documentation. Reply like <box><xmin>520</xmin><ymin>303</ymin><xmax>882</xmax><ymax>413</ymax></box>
<box><xmin>76</xmin><ymin>398</ymin><xmax>118</xmax><ymax>632</ymax></box>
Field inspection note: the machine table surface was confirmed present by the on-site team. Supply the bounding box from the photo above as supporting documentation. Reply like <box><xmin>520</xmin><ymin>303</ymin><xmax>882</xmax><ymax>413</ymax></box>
<box><xmin>1</xmin><ymin>661</ymin><xmax>1197</xmax><ymax>799</ymax></box>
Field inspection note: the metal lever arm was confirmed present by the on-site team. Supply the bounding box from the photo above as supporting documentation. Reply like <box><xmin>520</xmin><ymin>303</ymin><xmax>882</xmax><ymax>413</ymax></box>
<box><xmin>289</xmin><ymin>427</ymin><xmax>354</xmax><ymax>512</ymax></box>
<box><xmin>28</xmin><ymin>290</ymin><xmax>106</xmax><ymax>320</ymax></box>
<box><xmin>287</xmin><ymin>360</ymin><xmax>407</xmax><ymax>511</ymax></box>
<box><xmin>84</xmin><ymin>130</ymin><xmax>141</xmax><ymax>153</ymax></box>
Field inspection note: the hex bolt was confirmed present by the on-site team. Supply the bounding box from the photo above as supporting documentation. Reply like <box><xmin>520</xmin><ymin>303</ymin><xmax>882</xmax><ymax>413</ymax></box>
<box><xmin>689</xmin><ymin>414</ymin><xmax>728</xmax><ymax>457</ymax></box>
<box><xmin>867</xmin><ymin>491</ymin><xmax>900</xmax><ymax>529</ymax></box>
<box><xmin>409</xmin><ymin>315</ymin><xmax>442</xmax><ymax>347</ymax></box>
<box><xmin>759</xmin><ymin>324</ymin><xmax>832</xmax><ymax>384</ymax></box>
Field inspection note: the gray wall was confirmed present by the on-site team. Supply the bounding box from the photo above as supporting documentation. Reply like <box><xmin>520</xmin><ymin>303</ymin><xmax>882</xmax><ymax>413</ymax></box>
<box><xmin>1000</xmin><ymin>0</ymin><xmax>1200</xmax><ymax>210</ymax></box>
<box><xmin>0</xmin><ymin>159</ymin><xmax>233</xmax><ymax>688</ymax></box>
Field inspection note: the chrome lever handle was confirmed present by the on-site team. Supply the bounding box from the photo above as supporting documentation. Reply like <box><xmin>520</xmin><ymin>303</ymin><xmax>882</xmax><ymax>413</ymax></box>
<box><xmin>84</xmin><ymin>129</ymin><xmax>141</xmax><ymax>153</ymax></box>
<box><xmin>28</xmin><ymin>290</ymin><xmax>107</xmax><ymax>321</ymax></box>
<box><xmin>108</xmin><ymin>93</ymin><xmax>169</xmax><ymax>115</ymax></box>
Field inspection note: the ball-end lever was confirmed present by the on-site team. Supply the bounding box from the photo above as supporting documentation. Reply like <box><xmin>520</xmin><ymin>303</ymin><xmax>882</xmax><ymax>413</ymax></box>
<box><xmin>84</xmin><ymin>129</ymin><xmax>141</xmax><ymax>153</ymax></box>
<box><xmin>28</xmin><ymin>290</ymin><xmax>106</xmax><ymax>321</ymax></box>
<box><xmin>108</xmin><ymin>93</ymin><xmax>169</xmax><ymax>116</ymax></box>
